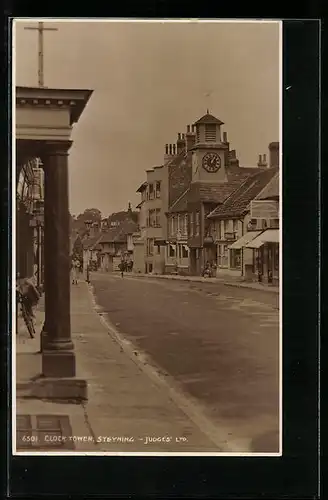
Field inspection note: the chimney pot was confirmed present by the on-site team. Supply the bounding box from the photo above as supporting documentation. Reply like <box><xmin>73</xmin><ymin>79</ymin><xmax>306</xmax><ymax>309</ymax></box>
<box><xmin>178</xmin><ymin>133</ymin><xmax>181</xmax><ymax>140</ymax></box>
<box><xmin>169</xmin><ymin>144</ymin><xmax>172</xmax><ymax>155</ymax></box>
<box><xmin>192</xmin><ymin>125</ymin><xmax>195</xmax><ymax>133</ymax></box>
<box><xmin>182</xmin><ymin>133</ymin><xmax>185</xmax><ymax>139</ymax></box>
<box><xmin>259</xmin><ymin>154</ymin><xmax>262</xmax><ymax>162</ymax></box>
<box><xmin>173</xmin><ymin>144</ymin><xmax>176</xmax><ymax>154</ymax></box>
<box><xmin>223</xmin><ymin>131</ymin><xmax>227</xmax><ymax>143</ymax></box>
<box><xmin>187</xmin><ymin>125</ymin><xmax>190</xmax><ymax>133</ymax></box>
<box><xmin>263</xmin><ymin>153</ymin><xmax>267</xmax><ymax>163</ymax></box>
<box><xmin>165</xmin><ymin>144</ymin><xmax>168</xmax><ymax>154</ymax></box>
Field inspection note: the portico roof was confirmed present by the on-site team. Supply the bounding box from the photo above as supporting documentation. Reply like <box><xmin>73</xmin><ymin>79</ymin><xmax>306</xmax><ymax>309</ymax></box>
<box><xmin>16</xmin><ymin>86</ymin><xmax>93</xmax><ymax>125</ymax></box>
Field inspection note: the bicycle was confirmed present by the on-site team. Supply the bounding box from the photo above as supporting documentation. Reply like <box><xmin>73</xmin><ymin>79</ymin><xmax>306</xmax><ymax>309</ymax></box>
<box><xmin>17</xmin><ymin>290</ymin><xmax>35</xmax><ymax>339</ymax></box>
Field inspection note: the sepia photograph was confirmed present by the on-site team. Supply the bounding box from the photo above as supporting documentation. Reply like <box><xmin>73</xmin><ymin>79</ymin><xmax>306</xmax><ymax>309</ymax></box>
<box><xmin>13</xmin><ymin>18</ymin><xmax>281</xmax><ymax>456</ymax></box>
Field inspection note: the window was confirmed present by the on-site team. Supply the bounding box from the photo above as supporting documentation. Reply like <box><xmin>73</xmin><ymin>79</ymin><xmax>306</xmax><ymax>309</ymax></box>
<box><xmin>173</xmin><ymin>216</ymin><xmax>178</xmax><ymax>235</ymax></box>
<box><xmin>155</xmin><ymin>209</ymin><xmax>161</xmax><ymax>227</ymax></box>
<box><xmin>205</xmin><ymin>124</ymin><xmax>216</xmax><ymax>142</ymax></box>
<box><xmin>177</xmin><ymin>214</ymin><xmax>181</xmax><ymax>231</ymax></box>
<box><xmin>168</xmin><ymin>244</ymin><xmax>176</xmax><ymax>258</ymax></box>
<box><xmin>230</xmin><ymin>249</ymin><xmax>241</xmax><ymax>269</ymax></box>
<box><xmin>149</xmin><ymin>183</ymin><xmax>154</xmax><ymax>200</ymax></box>
<box><xmin>183</xmin><ymin>214</ymin><xmax>188</xmax><ymax>236</ymax></box>
<box><xmin>170</xmin><ymin>216</ymin><xmax>174</xmax><ymax>235</ymax></box>
<box><xmin>156</xmin><ymin>244</ymin><xmax>161</xmax><ymax>255</ymax></box>
<box><xmin>181</xmin><ymin>244</ymin><xmax>189</xmax><ymax>259</ymax></box>
<box><xmin>233</xmin><ymin>220</ymin><xmax>238</xmax><ymax>233</ymax></box>
<box><xmin>195</xmin><ymin>212</ymin><xmax>200</xmax><ymax>236</ymax></box>
<box><xmin>147</xmin><ymin>238</ymin><xmax>154</xmax><ymax>256</ymax></box>
<box><xmin>190</xmin><ymin>213</ymin><xmax>194</xmax><ymax>236</ymax></box>
<box><xmin>270</xmin><ymin>218</ymin><xmax>279</xmax><ymax>228</ymax></box>
<box><xmin>155</xmin><ymin>181</ymin><xmax>161</xmax><ymax>198</ymax></box>
<box><xmin>217</xmin><ymin>221</ymin><xmax>222</xmax><ymax>240</ymax></box>
<box><xmin>148</xmin><ymin>209</ymin><xmax>155</xmax><ymax>227</ymax></box>
<box><xmin>218</xmin><ymin>244</ymin><xmax>228</xmax><ymax>267</ymax></box>
<box><xmin>274</xmin><ymin>243</ymin><xmax>279</xmax><ymax>271</ymax></box>
<box><xmin>223</xmin><ymin>220</ymin><xmax>228</xmax><ymax>235</ymax></box>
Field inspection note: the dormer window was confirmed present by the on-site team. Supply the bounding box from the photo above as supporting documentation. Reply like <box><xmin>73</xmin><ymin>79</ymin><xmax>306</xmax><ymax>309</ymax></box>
<box><xmin>205</xmin><ymin>124</ymin><xmax>216</xmax><ymax>142</ymax></box>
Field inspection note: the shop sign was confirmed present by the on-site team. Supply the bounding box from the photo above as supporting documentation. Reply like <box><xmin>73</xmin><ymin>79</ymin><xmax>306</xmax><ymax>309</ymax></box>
<box><xmin>250</xmin><ymin>200</ymin><xmax>279</xmax><ymax>219</ymax></box>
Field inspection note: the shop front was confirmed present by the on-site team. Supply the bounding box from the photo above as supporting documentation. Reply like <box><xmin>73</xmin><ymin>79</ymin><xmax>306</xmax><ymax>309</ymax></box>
<box><xmin>245</xmin><ymin>229</ymin><xmax>279</xmax><ymax>285</ymax></box>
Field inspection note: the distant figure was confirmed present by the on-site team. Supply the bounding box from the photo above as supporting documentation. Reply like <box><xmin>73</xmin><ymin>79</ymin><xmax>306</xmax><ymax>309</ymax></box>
<box><xmin>127</xmin><ymin>260</ymin><xmax>133</xmax><ymax>272</ymax></box>
<box><xmin>118</xmin><ymin>260</ymin><xmax>126</xmax><ymax>278</ymax></box>
<box><xmin>71</xmin><ymin>259</ymin><xmax>80</xmax><ymax>284</ymax></box>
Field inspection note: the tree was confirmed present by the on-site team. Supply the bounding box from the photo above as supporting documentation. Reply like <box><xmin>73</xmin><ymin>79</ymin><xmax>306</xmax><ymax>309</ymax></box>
<box><xmin>72</xmin><ymin>208</ymin><xmax>102</xmax><ymax>237</ymax></box>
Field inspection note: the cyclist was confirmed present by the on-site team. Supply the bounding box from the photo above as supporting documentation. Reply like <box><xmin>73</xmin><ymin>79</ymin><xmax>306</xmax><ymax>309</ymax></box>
<box><xmin>16</xmin><ymin>275</ymin><xmax>40</xmax><ymax>320</ymax></box>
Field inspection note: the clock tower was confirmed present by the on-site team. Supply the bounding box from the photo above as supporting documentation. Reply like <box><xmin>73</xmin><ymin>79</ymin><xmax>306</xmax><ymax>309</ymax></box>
<box><xmin>191</xmin><ymin>111</ymin><xmax>229</xmax><ymax>183</ymax></box>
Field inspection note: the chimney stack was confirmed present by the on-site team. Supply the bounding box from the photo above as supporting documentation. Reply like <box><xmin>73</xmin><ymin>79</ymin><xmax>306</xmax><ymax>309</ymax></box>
<box><xmin>269</xmin><ymin>142</ymin><xmax>279</xmax><ymax>168</ymax></box>
<box><xmin>262</xmin><ymin>153</ymin><xmax>268</xmax><ymax>167</ymax></box>
<box><xmin>177</xmin><ymin>132</ymin><xmax>184</xmax><ymax>154</ymax></box>
<box><xmin>186</xmin><ymin>124</ymin><xmax>196</xmax><ymax>151</ymax></box>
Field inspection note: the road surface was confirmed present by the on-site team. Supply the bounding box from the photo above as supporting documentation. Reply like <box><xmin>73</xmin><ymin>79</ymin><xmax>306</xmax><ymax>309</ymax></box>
<box><xmin>91</xmin><ymin>273</ymin><xmax>280</xmax><ymax>453</ymax></box>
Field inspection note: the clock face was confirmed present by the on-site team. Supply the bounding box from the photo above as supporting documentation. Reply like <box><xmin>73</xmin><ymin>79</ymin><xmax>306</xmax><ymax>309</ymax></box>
<box><xmin>202</xmin><ymin>152</ymin><xmax>221</xmax><ymax>173</ymax></box>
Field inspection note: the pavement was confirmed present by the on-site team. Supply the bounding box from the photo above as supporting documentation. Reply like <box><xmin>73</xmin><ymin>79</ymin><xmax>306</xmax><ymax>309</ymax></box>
<box><xmin>15</xmin><ymin>280</ymin><xmax>236</xmax><ymax>455</ymax></box>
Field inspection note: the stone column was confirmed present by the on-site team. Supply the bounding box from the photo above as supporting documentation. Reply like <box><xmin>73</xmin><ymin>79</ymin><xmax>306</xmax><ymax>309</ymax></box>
<box><xmin>41</xmin><ymin>140</ymin><xmax>75</xmax><ymax>378</ymax></box>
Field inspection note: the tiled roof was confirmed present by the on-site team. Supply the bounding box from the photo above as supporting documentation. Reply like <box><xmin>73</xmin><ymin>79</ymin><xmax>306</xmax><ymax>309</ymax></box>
<box><xmin>197</xmin><ymin>181</ymin><xmax>242</xmax><ymax>203</ymax></box>
<box><xmin>168</xmin><ymin>148</ymin><xmax>192</xmax><ymax>207</ymax></box>
<box><xmin>194</xmin><ymin>113</ymin><xmax>224</xmax><ymax>125</ymax></box>
<box><xmin>82</xmin><ymin>234</ymin><xmax>102</xmax><ymax>250</ymax></box>
<box><xmin>99</xmin><ymin>218</ymin><xmax>139</xmax><ymax>244</ymax></box>
<box><xmin>208</xmin><ymin>167</ymin><xmax>279</xmax><ymax>219</ymax></box>
<box><xmin>168</xmin><ymin>166</ymin><xmax>262</xmax><ymax>211</ymax></box>
<box><xmin>98</xmin><ymin>227</ymin><xmax>122</xmax><ymax>244</ymax></box>
<box><xmin>168</xmin><ymin>188</ymin><xmax>189</xmax><ymax>213</ymax></box>
<box><xmin>255</xmin><ymin>171</ymin><xmax>279</xmax><ymax>200</ymax></box>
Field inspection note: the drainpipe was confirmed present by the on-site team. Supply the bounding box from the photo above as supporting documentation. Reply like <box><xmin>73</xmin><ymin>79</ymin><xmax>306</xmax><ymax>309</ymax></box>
<box><xmin>239</xmin><ymin>218</ymin><xmax>244</xmax><ymax>277</ymax></box>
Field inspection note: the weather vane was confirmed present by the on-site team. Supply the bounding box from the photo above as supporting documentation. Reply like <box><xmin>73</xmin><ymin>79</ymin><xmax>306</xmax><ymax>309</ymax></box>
<box><xmin>204</xmin><ymin>90</ymin><xmax>213</xmax><ymax>114</ymax></box>
<box><xmin>24</xmin><ymin>21</ymin><xmax>58</xmax><ymax>88</ymax></box>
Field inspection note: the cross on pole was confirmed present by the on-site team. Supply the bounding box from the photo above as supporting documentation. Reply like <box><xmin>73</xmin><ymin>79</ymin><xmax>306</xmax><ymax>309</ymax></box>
<box><xmin>24</xmin><ymin>21</ymin><xmax>58</xmax><ymax>88</ymax></box>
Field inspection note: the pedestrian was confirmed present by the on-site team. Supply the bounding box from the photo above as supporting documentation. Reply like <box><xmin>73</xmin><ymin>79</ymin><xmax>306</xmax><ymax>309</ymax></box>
<box><xmin>71</xmin><ymin>258</ymin><xmax>79</xmax><ymax>285</ymax></box>
<box><xmin>119</xmin><ymin>260</ymin><xmax>125</xmax><ymax>278</ymax></box>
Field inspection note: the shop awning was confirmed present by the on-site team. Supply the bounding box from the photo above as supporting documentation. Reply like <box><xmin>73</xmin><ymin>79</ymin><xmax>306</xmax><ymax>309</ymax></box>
<box><xmin>229</xmin><ymin>231</ymin><xmax>262</xmax><ymax>250</ymax></box>
<box><xmin>246</xmin><ymin>229</ymin><xmax>280</xmax><ymax>249</ymax></box>
<box><xmin>154</xmin><ymin>239</ymin><xmax>167</xmax><ymax>246</ymax></box>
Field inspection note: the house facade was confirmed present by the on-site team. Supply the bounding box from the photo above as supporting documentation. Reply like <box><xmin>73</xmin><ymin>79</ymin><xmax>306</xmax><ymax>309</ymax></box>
<box><xmin>82</xmin><ymin>221</ymin><xmax>102</xmax><ymax>273</ymax></box>
<box><xmin>207</xmin><ymin>165</ymin><xmax>278</xmax><ymax>278</ymax></box>
<box><xmin>138</xmin><ymin>155</ymin><xmax>169</xmax><ymax>274</ymax></box>
<box><xmin>98</xmin><ymin>218</ymin><xmax>138</xmax><ymax>272</ymax></box>
<box><xmin>242</xmin><ymin>171</ymin><xmax>280</xmax><ymax>285</ymax></box>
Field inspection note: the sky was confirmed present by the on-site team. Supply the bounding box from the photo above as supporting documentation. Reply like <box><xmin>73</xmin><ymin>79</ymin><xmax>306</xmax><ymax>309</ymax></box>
<box><xmin>14</xmin><ymin>20</ymin><xmax>280</xmax><ymax>217</ymax></box>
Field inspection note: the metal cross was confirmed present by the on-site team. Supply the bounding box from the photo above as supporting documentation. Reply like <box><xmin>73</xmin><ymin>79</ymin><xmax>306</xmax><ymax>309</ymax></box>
<box><xmin>24</xmin><ymin>21</ymin><xmax>58</xmax><ymax>88</ymax></box>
